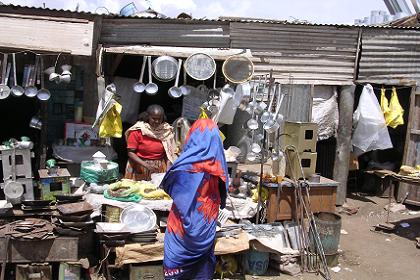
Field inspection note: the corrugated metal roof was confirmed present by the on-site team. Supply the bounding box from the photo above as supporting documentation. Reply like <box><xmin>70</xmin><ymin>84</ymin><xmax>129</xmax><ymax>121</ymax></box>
<box><xmin>358</xmin><ymin>28</ymin><xmax>420</xmax><ymax>84</ymax></box>
<box><xmin>1</xmin><ymin>3</ymin><xmax>420</xmax><ymax>30</ymax></box>
<box><xmin>230</xmin><ymin>22</ymin><xmax>360</xmax><ymax>85</ymax></box>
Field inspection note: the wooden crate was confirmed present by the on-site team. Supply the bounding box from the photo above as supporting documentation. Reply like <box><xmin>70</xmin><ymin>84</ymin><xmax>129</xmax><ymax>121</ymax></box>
<box><xmin>130</xmin><ymin>264</ymin><xmax>164</xmax><ymax>280</ymax></box>
<box><xmin>16</xmin><ymin>263</ymin><xmax>52</xmax><ymax>280</ymax></box>
<box><xmin>267</xmin><ymin>177</ymin><xmax>337</xmax><ymax>222</ymax></box>
<box><xmin>0</xmin><ymin>237</ymin><xmax>78</xmax><ymax>263</ymax></box>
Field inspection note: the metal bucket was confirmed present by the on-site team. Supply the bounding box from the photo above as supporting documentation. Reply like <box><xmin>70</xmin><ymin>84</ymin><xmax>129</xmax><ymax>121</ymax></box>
<box><xmin>244</xmin><ymin>248</ymin><xmax>269</xmax><ymax>276</ymax></box>
<box><xmin>313</xmin><ymin>212</ymin><xmax>342</xmax><ymax>255</ymax></box>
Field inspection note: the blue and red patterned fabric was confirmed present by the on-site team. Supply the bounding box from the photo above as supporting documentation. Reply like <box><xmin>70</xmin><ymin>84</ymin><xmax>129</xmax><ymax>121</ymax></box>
<box><xmin>161</xmin><ymin>119</ymin><xmax>229</xmax><ymax>280</ymax></box>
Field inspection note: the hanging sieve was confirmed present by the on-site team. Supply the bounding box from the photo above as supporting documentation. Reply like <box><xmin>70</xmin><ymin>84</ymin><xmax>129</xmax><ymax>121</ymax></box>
<box><xmin>152</xmin><ymin>56</ymin><xmax>178</xmax><ymax>82</ymax></box>
<box><xmin>184</xmin><ymin>53</ymin><xmax>216</xmax><ymax>81</ymax></box>
<box><xmin>222</xmin><ymin>55</ymin><xmax>254</xmax><ymax>84</ymax></box>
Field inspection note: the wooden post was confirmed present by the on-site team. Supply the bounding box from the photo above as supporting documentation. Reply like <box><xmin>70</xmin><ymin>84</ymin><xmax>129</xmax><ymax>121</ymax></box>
<box><xmin>333</xmin><ymin>85</ymin><xmax>355</xmax><ymax>205</ymax></box>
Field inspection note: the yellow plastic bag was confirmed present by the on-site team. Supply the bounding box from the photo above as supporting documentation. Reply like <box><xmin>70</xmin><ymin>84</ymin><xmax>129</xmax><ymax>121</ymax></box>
<box><xmin>386</xmin><ymin>87</ymin><xmax>404</xmax><ymax>128</ymax></box>
<box><xmin>380</xmin><ymin>87</ymin><xmax>390</xmax><ymax>116</ymax></box>
<box><xmin>99</xmin><ymin>101</ymin><xmax>123</xmax><ymax>138</ymax></box>
<box><xmin>199</xmin><ymin>107</ymin><xmax>226</xmax><ymax>142</ymax></box>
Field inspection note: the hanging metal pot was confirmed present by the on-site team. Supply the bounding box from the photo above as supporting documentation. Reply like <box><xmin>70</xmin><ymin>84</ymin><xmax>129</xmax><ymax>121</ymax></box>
<box><xmin>184</xmin><ymin>53</ymin><xmax>216</xmax><ymax>81</ymax></box>
<box><xmin>152</xmin><ymin>56</ymin><xmax>178</xmax><ymax>82</ymax></box>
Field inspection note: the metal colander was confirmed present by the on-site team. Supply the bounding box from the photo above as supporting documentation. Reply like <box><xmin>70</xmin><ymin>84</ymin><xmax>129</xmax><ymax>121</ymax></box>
<box><xmin>222</xmin><ymin>55</ymin><xmax>254</xmax><ymax>84</ymax></box>
<box><xmin>184</xmin><ymin>53</ymin><xmax>216</xmax><ymax>81</ymax></box>
<box><xmin>152</xmin><ymin>56</ymin><xmax>178</xmax><ymax>82</ymax></box>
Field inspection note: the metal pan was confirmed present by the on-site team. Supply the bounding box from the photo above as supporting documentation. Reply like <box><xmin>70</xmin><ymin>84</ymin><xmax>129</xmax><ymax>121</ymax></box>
<box><xmin>184</xmin><ymin>53</ymin><xmax>216</xmax><ymax>81</ymax></box>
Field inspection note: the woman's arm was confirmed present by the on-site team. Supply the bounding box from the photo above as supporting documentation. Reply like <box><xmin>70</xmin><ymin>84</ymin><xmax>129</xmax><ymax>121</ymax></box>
<box><xmin>128</xmin><ymin>150</ymin><xmax>160</xmax><ymax>173</ymax></box>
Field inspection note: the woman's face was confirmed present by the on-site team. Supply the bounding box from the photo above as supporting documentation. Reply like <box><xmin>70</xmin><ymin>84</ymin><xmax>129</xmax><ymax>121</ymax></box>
<box><xmin>148</xmin><ymin>110</ymin><xmax>163</xmax><ymax>129</ymax></box>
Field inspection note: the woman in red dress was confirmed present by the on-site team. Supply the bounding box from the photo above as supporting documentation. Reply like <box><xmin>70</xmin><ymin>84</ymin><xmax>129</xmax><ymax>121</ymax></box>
<box><xmin>124</xmin><ymin>105</ymin><xmax>176</xmax><ymax>181</ymax></box>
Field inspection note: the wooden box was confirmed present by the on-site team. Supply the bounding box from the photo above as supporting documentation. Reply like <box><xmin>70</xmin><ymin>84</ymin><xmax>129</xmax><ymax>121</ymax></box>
<box><xmin>267</xmin><ymin>177</ymin><xmax>337</xmax><ymax>222</ymax></box>
<box><xmin>285</xmin><ymin>151</ymin><xmax>317</xmax><ymax>180</ymax></box>
<box><xmin>16</xmin><ymin>264</ymin><xmax>52</xmax><ymax>280</ymax></box>
<box><xmin>38</xmin><ymin>168</ymin><xmax>71</xmax><ymax>200</ymax></box>
<box><xmin>130</xmin><ymin>264</ymin><xmax>164</xmax><ymax>280</ymax></box>
<box><xmin>282</xmin><ymin>122</ymin><xmax>318</xmax><ymax>153</ymax></box>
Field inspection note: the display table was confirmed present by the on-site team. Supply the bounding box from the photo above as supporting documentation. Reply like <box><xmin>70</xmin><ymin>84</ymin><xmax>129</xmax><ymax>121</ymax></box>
<box><xmin>266</xmin><ymin>177</ymin><xmax>338</xmax><ymax>222</ymax></box>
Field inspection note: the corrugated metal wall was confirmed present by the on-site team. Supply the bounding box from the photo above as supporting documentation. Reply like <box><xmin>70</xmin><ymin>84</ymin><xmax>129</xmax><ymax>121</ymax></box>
<box><xmin>358</xmin><ymin>28</ymin><xmax>420</xmax><ymax>84</ymax></box>
<box><xmin>101</xmin><ymin>19</ymin><xmax>230</xmax><ymax>48</ymax></box>
<box><xmin>230</xmin><ymin>22</ymin><xmax>360</xmax><ymax>85</ymax></box>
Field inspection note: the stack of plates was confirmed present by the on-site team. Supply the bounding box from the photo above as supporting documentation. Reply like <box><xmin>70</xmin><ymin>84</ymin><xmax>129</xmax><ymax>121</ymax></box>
<box><xmin>131</xmin><ymin>228</ymin><xmax>158</xmax><ymax>243</ymax></box>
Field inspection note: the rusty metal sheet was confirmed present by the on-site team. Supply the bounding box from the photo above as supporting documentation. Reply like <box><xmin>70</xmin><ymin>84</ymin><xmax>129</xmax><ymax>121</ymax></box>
<box><xmin>0</xmin><ymin>237</ymin><xmax>78</xmax><ymax>263</ymax></box>
<box><xmin>57</xmin><ymin>201</ymin><xmax>93</xmax><ymax>216</ymax></box>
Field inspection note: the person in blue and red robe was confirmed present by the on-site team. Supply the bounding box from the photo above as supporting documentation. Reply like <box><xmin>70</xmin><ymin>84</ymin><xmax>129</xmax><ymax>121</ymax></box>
<box><xmin>161</xmin><ymin>118</ymin><xmax>229</xmax><ymax>280</ymax></box>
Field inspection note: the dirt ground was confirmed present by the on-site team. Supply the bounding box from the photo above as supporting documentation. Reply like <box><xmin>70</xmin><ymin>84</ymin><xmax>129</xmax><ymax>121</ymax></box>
<box><xmin>244</xmin><ymin>194</ymin><xmax>420</xmax><ymax>280</ymax></box>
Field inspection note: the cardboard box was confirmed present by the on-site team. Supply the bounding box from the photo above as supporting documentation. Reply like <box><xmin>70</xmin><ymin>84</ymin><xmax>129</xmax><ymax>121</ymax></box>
<box><xmin>38</xmin><ymin>168</ymin><xmax>71</xmax><ymax>200</ymax></box>
<box><xmin>286</xmin><ymin>151</ymin><xmax>317</xmax><ymax>180</ymax></box>
<box><xmin>282</xmin><ymin>122</ymin><xmax>318</xmax><ymax>153</ymax></box>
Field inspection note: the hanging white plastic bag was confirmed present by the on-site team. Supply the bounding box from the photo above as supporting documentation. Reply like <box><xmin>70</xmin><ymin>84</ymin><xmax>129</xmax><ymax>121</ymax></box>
<box><xmin>352</xmin><ymin>84</ymin><xmax>393</xmax><ymax>156</ymax></box>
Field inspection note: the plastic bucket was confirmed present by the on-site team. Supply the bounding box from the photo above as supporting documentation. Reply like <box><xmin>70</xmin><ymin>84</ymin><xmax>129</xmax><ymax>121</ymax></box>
<box><xmin>312</xmin><ymin>212</ymin><xmax>342</xmax><ymax>255</ymax></box>
<box><xmin>244</xmin><ymin>248</ymin><xmax>269</xmax><ymax>276</ymax></box>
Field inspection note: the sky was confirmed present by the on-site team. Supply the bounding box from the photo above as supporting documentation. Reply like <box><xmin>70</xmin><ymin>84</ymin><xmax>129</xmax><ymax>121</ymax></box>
<box><xmin>3</xmin><ymin>0</ymin><xmax>412</xmax><ymax>24</ymax></box>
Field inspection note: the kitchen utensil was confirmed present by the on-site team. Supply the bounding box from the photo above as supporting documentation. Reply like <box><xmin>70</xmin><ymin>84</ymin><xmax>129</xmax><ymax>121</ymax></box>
<box><xmin>10</xmin><ymin>53</ymin><xmax>24</xmax><ymax>97</ymax></box>
<box><xmin>246</xmin><ymin>151</ymin><xmax>257</xmax><ymax>162</ymax></box>
<box><xmin>260</xmin><ymin>83</ymin><xmax>278</xmax><ymax>123</ymax></box>
<box><xmin>60</xmin><ymin>64</ymin><xmax>72</xmax><ymax>84</ymax></box>
<box><xmin>222</xmin><ymin>55</ymin><xmax>254</xmax><ymax>84</ymax></box>
<box><xmin>246</xmin><ymin>108</ymin><xmax>259</xmax><ymax>130</ymax></box>
<box><xmin>145</xmin><ymin>56</ymin><xmax>158</xmax><ymax>95</ymax></box>
<box><xmin>4</xmin><ymin>181</ymin><xmax>24</xmax><ymax>205</ymax></box>
<box><xmin>213</xmin><ymin>84</ymin><xmax>235</xmax><ymax>124</ymax></box>
<box><xmin>251</xmin><ymin>142</ymin><xmax>261</xmax><ymax>153</ymax></box>
<box><xmin>168</xmin><ymin>59</ymin><xmax>183</xmax><ymax>98</ymax></box>
<box><xmin>152</xmin><ymin>55</ymin><xmax>178</xmax><ymax>82</ymax></box>
<box><xmin>180</xmin><ymin>71</ymin><xmax>191</xmax><ymax>96</ymax></box>
<box><xmin>37</xmin><ymin>57</ymin><xmax>51</xmax><ymax>101</ymax></box>
<box><xmin>0</xmin><ymin>54</ymin><xmax>10</xmax><ymax>99</ymax></box>
<box><xmin>263</xmin><ymin>89</ymin><xmax>285</xmax><ymax>134</ymax></box>
<box><xmin>133</xmin><ymin>56</ymin><xmax>147</xmax><ymax>93</ymax></box>
<box><xmin>184</xmin><ymin>53</ymin><xmax>216</xmax><ymax>81</ymax></box>
<box><xmin>25</xmin><ymin>57</ymin><xmax>39</xmax><ymax>97</ymax></box>
<box><xmin>57</xmin><ymin>201</ymin><xmax>93</xmax><ymax>216</ymax></box>
<box><xmin>29</xmin><ymin>116</ymin><xmax>42</xmax><ymax>130</ymax></box>
<box><xmin>120</xmin><ymin>204</ymin><xmax>157</xmax><ymax>233</ymax></box>
<box><xmin>21</xmin><ymin>200</ymin><xmax>53</xmax><ymax>207</ymax></box>
<box><xmin>237</xmin><ymin>82</ymin><xmax>252</xmax><ymax>111</ymax></box>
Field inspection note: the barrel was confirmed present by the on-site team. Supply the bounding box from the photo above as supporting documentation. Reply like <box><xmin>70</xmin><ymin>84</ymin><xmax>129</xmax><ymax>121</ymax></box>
<box><xmin>314</xmin><ymin>212</ymin><xmax>342</xmax><ymax>255</ymax></box>
<box><xmin>244</xmin><ymin>248</ymin><xmax>269</xmax><ymax>276</ymax></box>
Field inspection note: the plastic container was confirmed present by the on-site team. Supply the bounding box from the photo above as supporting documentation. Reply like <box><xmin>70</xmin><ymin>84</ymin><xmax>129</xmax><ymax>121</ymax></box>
<box><xmin>244</xmin><ymin>247</ymin><xmax>269</xmax><ymax>276</ymax></box>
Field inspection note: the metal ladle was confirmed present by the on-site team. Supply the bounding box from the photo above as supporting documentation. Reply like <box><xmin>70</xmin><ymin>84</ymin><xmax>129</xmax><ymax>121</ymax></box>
<box><xmin>263</xmin><ymin>90</ymin><xmax>285</xmax><ymax>133</ymax></box>
<box><xmin>10</xmin><ymin>53</ymin><xmax>24</xmax><ymax>97</ymax></box>
<box><xmin>24</xmin><ymin>56</ymin><xmax>39</xmax><ymax>98</ymax></box>
<box><xmin>168</xmin><ymin>59</ymin><xmax>183</xmax><ymax>98</ymax></box>
<box><xmin>0</xmin><ymin>54</ymin><xmax>11</xmax><ymax>99</ymax></box>
<box><xmin>246</xmin><ymin>108</ymin><xmax>259</xmax><ymax>130</ymax></box>
<box><xmin>261</xmin><ymin>83</ymin><xmax>278</xmax><ymax>123</ymax></box>
<box><xmin>132</xmin><ymin>56</ymin><xmax>146</xmax><ymax>93</ymax></box>
<box><xmin>180</xmin><ymin>71</ymin><xmax>191</xmax><ymax>96</ymax></box>
<box><xmin>145</xmin><ymin>56</ymin><xmax>158</xmax><ymax>96</ymax></box>
<box><xmin>37</xmin><ymin>57</ymin><xmax>51</xmax><ymax>101</ymax></box>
